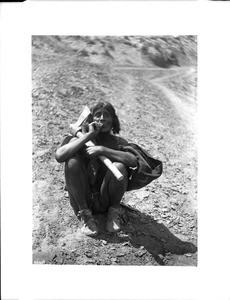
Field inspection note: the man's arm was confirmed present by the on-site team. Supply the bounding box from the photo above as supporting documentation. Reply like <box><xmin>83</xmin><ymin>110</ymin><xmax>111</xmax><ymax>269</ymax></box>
<box><xmin>86</xmin><ymin>146</ymin><xmax>138</xmax><ymax>168</ymax></box>
<box><xmin>55</xmin><ymin>122</ymin><xmax>101</xmax><ymax>163</ymax></box>
<box><xmin>55</xmin><ymin>131</ymin><xmax>95</xmax><ymax>163</ymax></box>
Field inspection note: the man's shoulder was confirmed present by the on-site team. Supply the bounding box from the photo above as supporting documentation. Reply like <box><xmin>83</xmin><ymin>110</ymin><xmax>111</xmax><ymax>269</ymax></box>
<box><xmin>114</xmin><ymin>135</ymin><xmax>129</xmax><ymax>146</ymax></box>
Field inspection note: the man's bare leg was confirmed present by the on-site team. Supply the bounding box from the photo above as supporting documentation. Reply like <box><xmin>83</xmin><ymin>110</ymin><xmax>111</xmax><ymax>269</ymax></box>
<box><xmin>65</xmin><ymin>156</ymin><xmax>98</xmax><ymax>236</ymax></box>
<box><xmin>99</xmin><ymin>162</ymin><xmax>128</xmax><ymax>232</ymax></box>
<box><xmin>65</xmin><ymin>156</ymin><xmax>92</xmax><ymax>211</ymax></box>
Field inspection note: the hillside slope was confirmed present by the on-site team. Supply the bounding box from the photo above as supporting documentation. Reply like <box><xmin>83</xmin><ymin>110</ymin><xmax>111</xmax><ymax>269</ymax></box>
<box><xmin>32</xmin><ymin>36</ymin><xmax>197</xmax><ymax>266</ymax></box>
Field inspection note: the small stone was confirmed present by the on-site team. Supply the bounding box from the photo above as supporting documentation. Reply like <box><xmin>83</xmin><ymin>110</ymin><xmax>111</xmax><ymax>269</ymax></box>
<box><xmin>162</xmin><ymin>208</ymin><xmax>168</xmax><ymax>212</ymax></box>
<box><xmin>117</xmin><ymin>253</ymin><xmax>125</xmax><ymax>257</ymax></box>
<box><xmin>86</xmin><ymin>259</ymin><xmax>95</xmax><ymax>264</ymax></box>
<box><xmin>122</xmin><ymin>242</ymin><xmax>130</xmax><ymax>247</ymax></box>
<box><xmin>85</xmin><ymin>252</ymin><xmax>93</xmax><ymax>258</ymax></box>
<box><xmin>52</xmin><ymin>254</ymin><xmax>57</xmax><ymax>260</ymax></box>
<box><xmin>138</xmin><ymin>250</ymin><xmax>146</xmax><ymax>257</ymax></box>
<box><xmin>185</xmin><ymin>253</ymin><xmax>192</xmax><ymax>257</ymax></box>
<box><xmin>157</xmin><ymin>220</ymin><xmax>163</xmax><ymax>224</ymax></box>
<box><xmin>161</xmin><ymin>215</ymin><xmax>168</xmax><ymax>219</ymax></box>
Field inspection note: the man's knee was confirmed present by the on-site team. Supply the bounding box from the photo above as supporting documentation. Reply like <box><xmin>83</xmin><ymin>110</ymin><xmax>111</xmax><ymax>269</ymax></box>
<box><xmin>113</xmin><ymin>162</ymin><xmax>128</xmax><ymax>177</ymax></box>
<box><xmin>65</xmin><ymin>156</ymin><xmax>83</xmax><ymax>174</ymax></box>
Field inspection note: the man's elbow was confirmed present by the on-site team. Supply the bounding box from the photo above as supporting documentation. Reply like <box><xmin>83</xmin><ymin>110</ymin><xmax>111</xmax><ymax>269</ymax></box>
<box><xmin>126</xmin><ymin>155</ymin><xmax>138</xmax><ymax>168</ymax></box>
<box><xmin>55</xmin><ymin>149</ymin><xmax>65</xmax><ymax>163</ymax></box>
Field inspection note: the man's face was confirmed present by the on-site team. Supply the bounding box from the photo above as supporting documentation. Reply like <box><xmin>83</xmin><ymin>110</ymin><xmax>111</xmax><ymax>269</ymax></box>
<box><xmin>93</xmin><ymin>108</ymin><xmax>113</xmax><ymax>132</ymax></box>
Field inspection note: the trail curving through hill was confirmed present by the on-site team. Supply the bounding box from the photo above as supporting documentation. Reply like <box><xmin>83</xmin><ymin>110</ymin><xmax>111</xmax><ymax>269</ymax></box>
<box><xmin>114</xmin><ymin>65</ymin><xmax>196</xmax><ymax>133</ymax></box>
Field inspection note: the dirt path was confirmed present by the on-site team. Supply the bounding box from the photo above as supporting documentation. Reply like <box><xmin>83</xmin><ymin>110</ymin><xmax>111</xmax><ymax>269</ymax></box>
<box><xmin>33</xmin><ymin>58</ymin><xmax>197</xmax><ymax>266</ymax></box>
<box><xmin>152</xmin><ymin>81</ymin><xmax>196</xmax><ymax>130</ymax></box>
<box><xmin>114</xmin><ymin>65</ymin><xmax>196</xmax><ymax>138</ymax></box>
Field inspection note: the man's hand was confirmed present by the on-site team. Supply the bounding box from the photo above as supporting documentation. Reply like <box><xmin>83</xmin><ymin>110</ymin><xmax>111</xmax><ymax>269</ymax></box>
<box><xmin>87</xmin><ymin>122</ymin><xmax>102</xmax><ymax>136</ymax></box>
<box><xmin>69</xmin><ymin>124</ymin><xmax>81</xmax><ymax>136</ymax></box>
<box><xmin>86</xmin><ymin>145</ymin><xmax>104</xmax><ymax>158</ymax></box>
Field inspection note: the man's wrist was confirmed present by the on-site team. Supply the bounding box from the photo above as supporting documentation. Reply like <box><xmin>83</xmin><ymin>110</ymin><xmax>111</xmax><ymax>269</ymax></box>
<box><xmin>87</xmin><ymin>131</ymin><xmax>96</xmax><ymax>139</ymax></box>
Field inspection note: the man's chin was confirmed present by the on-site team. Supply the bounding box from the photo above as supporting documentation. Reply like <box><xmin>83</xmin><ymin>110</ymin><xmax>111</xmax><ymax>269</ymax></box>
<box><xmin>100</xmin><ymin>127</ymin><xmax>111</xmax><ymax>133</ymax></box>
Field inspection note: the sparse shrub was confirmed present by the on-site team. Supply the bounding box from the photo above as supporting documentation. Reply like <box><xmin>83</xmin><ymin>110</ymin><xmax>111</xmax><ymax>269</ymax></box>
<box><xmin>141</xmin><ymin>44</ymin><xmax>149</xmax><ymax>55</ymax></box>
<box><xmin>79</xmin><ymin>49</ymin><xmax>89</xmax><ymax>57</ymax></box>
<box><xmin>139</xmin><ymin>37</ymin><xmax>147</xmax><ymax>44</ymax></box>
<box><xmin>100</xmin><ymin>40</ymin><xmax>106</xmax><ymax>47</ymax></box>
<box><xmin>54</xmin><ymin>36</ymin><xmax>62</xmax><ymax>42</ymax></box>
<box><xmin>123</xmin><ymin>40</ymin><xmax>133</xmax><ymax>47</ymax></box>
<box><xmin>108</xmin><ymin>44</ymin><xmax>115</xmax><ymax>51</ymax></box>
<box><xmin>88</xmin><ymin>40</ymin><xmax>96</xmax><ymax>45</ymax></box>
<box><xmin>73</xmin><ymin>36</ymin><xmax>82</xmax><ymax>41</ymax></box>
<box><xmin>148</xmin><ymin>52</ymin><xmax>169</xmax><ymax>68</ymax></box>
<box><xmin>103</xmin><ymin>49</ymin><xmax>113</xmax><ymax>58</ymax></box>
<box><xmin>123</xmin><ymin>37</ymin><xmax>133</xmax><ymax>46</ymax></box>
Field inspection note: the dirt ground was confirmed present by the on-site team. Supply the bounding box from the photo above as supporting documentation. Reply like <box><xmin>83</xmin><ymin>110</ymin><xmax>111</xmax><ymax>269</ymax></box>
<box><xmin>32</xmin><ymin>36</ymin><xmax>197</xmax><ymax>266</ymax></box>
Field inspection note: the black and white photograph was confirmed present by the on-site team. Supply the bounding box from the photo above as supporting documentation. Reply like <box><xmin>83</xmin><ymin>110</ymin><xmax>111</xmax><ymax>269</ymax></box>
<box><xmin>1</xmin><ymin>1</ymin><xmax>230</xmax><ymax>300</ymax></box>
<box><xmin>32</xmin><ymin>35</ymin><xmax>197</xmax><ymax>266</ymax></box>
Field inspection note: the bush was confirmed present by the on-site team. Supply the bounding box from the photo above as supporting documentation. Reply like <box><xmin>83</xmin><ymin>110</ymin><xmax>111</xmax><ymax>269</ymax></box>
<box><xmin>88</xmin><ymin>39</ymin><xmax>96</xmax><ymax>45</ymax></box>
<box><xmin>103</xmin><ymin>49</ymin><xmax>113</xmax><ymax>58</ymax></box>
<box><xmin>141</xmin><ymin>44</ymin><xmax>149</xmax><ymax>55</ymax></box>
<box><xmin>79</xmin><ymin>49</ymin><xmax>89</xmax><ymax>57</ymax></box>
<box><xmin>108</xmin><ymin>44</ymin><xmax>115</xmax><ymax>51</ymax></box>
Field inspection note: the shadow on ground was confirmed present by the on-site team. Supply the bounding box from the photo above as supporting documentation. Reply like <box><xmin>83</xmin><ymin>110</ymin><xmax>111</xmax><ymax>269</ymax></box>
<box><xmin>92</xmin><ymin>204</ymin><xmax>197</xmax><ymax>265</ymax></box>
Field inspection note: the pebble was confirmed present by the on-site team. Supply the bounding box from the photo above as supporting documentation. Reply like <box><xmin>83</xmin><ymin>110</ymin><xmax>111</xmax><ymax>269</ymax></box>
<box><xmin>117</xmin><ymin>253</ymin><xmax>125</xmax><ymax>257</ymax></box>
<box><xmin>122</xmin><ymin>242</ymin><xmax>130</xmax><ymax>247</ymax></box>
<box><xmin>86</xmin><ymin>259</ymin><xmax>95</xmax><ymax>264</ymax></box>
<box><xmin>137</xmin><ymin>250</ymin><xmax>146</xmax><ymax>257</ymax></box>
<box><xmin>162</xmin><ymin>207</ymin><xmax>168</xmax><ymax>212</ymax></box>
<box><xmin>185</xmin><ymin>253</ymin><xmax>192</xmax><ymax>257</ymax></box>
<box><xmin>86</xmin><ymin>253</ymin><xmax>93</xmax><ymax>258</ymax></box>
<box><xmin>157</xmin><ymin>220</ymin><xmax>164</xmax><ymax>224</ymax></box>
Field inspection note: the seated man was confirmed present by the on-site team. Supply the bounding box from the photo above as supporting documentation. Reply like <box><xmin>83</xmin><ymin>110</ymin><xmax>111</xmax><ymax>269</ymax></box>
<box><xmin>55</xmin><ymin>102</ymin><xmax>137</xmax><ymax>236</ymax></box>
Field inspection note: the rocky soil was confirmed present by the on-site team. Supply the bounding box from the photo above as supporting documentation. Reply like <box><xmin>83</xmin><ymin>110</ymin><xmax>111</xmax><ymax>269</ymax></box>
<box><xmin>32</xmin><ymin>35</ymin><xmax>197</xmax><ymax>265</ymax></box>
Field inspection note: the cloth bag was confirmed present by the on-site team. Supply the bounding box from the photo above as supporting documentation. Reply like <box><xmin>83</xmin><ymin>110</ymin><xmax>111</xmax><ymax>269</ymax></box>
<box><xmin>120</xmin><ymin>143</ymin><xmax>163</xmax><ymax>191</ymax></box>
